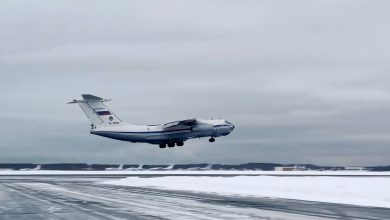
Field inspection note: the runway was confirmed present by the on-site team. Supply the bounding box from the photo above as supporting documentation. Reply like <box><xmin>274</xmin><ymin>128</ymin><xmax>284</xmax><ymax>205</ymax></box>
<box><xmin>0</xmin><ymin>176</ymin><xmax>389</xmax><ymax>220</ymax></box>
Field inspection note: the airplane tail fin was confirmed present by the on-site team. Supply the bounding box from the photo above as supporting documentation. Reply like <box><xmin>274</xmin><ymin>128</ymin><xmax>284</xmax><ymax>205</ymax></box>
<box><xmin>68</xmin><ymin>94</ymin><xmax>122</xmax><ymax>128</ymax></box>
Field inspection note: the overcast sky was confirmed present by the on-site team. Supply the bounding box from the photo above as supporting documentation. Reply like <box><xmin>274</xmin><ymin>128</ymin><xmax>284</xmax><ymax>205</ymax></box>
<box><xmin>1</xmin><ymin>1</ymin><xmax>390</xmax><ymax>166</ymax></box>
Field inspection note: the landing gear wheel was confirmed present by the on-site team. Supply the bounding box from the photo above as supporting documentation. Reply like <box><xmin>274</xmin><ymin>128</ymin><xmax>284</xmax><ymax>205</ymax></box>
<box><xmin>159</xmin><ymin>144</ymin><xmax>166</xmax><ymax>148</ymax></box>
<box><xmin>176</xmin><ymin>141</ymin><xmax>184</xmax><ymax>146</ymax></box>
<box><xmin>168</xmin><ymin>142</ymin><xmax>175</xmax><ymax>148</ymax></box>
<box><xmin>209</xmin><ymin>137</ymin><xmax>215</xmax><ymax>142</ymax></box>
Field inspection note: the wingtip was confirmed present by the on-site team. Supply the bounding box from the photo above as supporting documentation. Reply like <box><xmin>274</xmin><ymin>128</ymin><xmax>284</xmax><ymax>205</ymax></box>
<box><xmin>67</xmin><ymin>99</ymin><xmax>78</xmax><ymax>104</ymax></box>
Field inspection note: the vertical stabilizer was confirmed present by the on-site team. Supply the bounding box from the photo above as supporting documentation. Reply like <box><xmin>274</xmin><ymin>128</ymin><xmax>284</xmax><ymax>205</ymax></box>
<box><xmin>68</xmin><ymin>94</ymin><xmax>122</xmax><ymax>128</ymax></box>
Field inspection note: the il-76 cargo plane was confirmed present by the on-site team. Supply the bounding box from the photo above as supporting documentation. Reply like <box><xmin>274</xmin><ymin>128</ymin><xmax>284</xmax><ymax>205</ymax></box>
<box><xmin>69</xmin><ymin>94</ymin><xmax>235</xmax><ymax>148</ymax></box>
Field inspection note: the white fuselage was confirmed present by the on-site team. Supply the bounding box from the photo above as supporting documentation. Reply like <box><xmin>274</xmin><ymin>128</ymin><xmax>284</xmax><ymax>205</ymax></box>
<box><xmin>90</xmin><ymin>119</ymin><xmax>235</xmax><ymax>145</ymax></box>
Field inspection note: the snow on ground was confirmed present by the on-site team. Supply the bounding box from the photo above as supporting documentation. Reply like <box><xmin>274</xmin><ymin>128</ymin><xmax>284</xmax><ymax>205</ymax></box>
<box><xmin>103</xmin><ymin>175</ymin><xmax>390</xmax><ymax>208</ymax></box>
<box><xmin>1</xmin><ymin>170</ymin><xmax>390</xmax><ymax>176</ymax></box>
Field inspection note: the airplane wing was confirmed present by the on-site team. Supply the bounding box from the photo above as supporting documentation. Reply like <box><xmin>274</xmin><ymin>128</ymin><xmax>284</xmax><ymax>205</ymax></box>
<box><xmin>163</xmin><ymin>119</ymin><xmax>197</xmax><ymax>130</ymax></box>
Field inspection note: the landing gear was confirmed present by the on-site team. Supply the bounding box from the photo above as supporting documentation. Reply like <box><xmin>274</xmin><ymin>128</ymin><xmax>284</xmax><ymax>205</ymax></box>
<box><xmin>209</xmin><ymin>137</ymin><xmax>215</xmax><ymax>142</ymax></box>
<box><xmin>160</xmin><ymin>141</ymin><xmax>184</xmax><ymax>148</ymax></box>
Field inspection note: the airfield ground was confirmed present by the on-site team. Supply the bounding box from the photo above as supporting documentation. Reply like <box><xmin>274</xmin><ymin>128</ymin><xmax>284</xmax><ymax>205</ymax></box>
<box><xmin>0</xmin><ymin>171</ymin><xmax>389</xmax><ymax>220</ymax></box>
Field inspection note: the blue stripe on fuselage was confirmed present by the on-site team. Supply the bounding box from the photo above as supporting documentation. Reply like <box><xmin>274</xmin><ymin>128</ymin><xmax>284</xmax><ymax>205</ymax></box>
<box><xmin>92</xmin><ymin>128</ymin><xmax>191</xmax><ymax>134</ymax></box>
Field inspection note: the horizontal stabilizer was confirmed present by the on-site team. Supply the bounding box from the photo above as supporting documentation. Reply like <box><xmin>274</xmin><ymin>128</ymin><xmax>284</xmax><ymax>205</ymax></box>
<box><xmin>68</xmin><ymin>94</ymin><xmax>111</xmax><ymax>104</ymax></box>
<box><xmin>82</xmin><ymin>94</ymin><xmax>103</xmax><ymax>101</ymax></box>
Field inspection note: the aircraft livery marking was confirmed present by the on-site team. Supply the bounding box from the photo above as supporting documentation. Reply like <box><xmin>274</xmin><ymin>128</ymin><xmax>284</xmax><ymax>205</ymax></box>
<box><xmin>96</xmin><ymin>111</ymin><xmax>111</xmax><ymax>115</ymax></box>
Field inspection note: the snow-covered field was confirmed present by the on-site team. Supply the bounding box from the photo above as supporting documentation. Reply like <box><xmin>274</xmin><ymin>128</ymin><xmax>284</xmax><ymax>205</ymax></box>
<box><xmin>1</xmin><ymin>170</ymin><xmax>390</xmax><ymax>176</ymax></box>
<box><xmin>1</xmin><ymin>170</ymin><xmax>390</xmax><ymax>208</ymax></box>
<box><xmin>103</xmin><ymin>175</ymin><xmax>390</xmax><ymax>208</ymax></box>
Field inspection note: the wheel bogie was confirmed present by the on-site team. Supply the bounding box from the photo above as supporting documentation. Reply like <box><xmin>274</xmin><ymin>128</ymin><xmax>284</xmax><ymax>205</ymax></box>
<box><xmin>159</xmin><ymin>138</ymin><xmax>212</xmax><ymax>148</ymax></box>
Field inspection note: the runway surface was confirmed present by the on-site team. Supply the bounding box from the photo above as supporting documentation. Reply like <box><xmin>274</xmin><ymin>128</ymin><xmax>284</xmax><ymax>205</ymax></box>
<box><xmin>0</xmin><ymin>175</ymin><xmax>389</xmax><ymax>220</ymax></box>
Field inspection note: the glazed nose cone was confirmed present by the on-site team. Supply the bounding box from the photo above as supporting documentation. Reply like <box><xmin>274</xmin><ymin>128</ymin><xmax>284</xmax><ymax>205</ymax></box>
<box><xmin>229</xmin><ymin>123</ymin><xmax>235</xmax><ymax>132</ymax></box>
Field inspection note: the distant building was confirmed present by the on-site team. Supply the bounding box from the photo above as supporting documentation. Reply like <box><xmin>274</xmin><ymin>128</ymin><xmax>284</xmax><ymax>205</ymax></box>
<box><xmin>344</xmin><ymin>166</ymin><xmax>367</xmax><ymax>171</ymax></box>
<box><xmin>105</xmin><ymin>164</ymin><xmax>124</xmax><ymax>171</ymax></box>
<box><xmin>20</xmin><ymin>165</ymin><xmax>41</xmax><ymax>171</ymax></box>
<box><xmin>274</xmin><ymin>166</ymin><xmax>306</xmax><ymax>171</ymax></box>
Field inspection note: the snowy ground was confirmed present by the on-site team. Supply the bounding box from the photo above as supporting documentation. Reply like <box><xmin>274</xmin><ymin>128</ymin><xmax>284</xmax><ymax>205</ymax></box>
<box><xmin>1</xmin><ymin>170</ymin><xmax>390</xmax><ymax>176</ymax></box>
<box><xmin>1</xmin><ymin>173</ymin><xmax>389</xmax><ymax>219</ymax></box>
<box><xmin>103</xmin><ymin>175</ymin><xmax>390</xmax><ymax>208</ymax></box>
<box><xmin>2</xmin><ymin>170</ymin><xmax>390</xmax><ymax>208</ymax></box>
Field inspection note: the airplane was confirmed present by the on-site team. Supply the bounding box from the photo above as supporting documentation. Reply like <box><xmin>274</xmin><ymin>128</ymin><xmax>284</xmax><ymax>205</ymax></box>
<box><xmin>69</xmin><ymin>94</ymin><xmax>235</xmax><ymax>148</ymax></box>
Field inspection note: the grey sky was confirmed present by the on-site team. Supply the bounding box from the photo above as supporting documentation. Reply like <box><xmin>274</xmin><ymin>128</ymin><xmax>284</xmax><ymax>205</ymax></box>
<box><xmin>1</xmin><ymin>1</ymin><xmax>390</xmax><ymax>166</ymax></box>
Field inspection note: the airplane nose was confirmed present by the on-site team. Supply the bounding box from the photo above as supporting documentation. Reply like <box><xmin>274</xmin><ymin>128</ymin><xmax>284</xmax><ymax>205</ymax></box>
<box><xmin>225</xmin><ymin>121</ymin><xmax>235</xmax><ymax>132</ymax></box>
<box><xmin>230</xmin><ymin>123</ymin><xmax>235</xmax><ymax>131</ymax></box>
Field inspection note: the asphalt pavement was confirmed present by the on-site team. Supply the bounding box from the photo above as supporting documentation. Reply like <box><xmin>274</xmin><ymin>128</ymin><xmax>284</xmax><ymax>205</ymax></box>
<box><xmin>0</xmin><ymin>175</ymin><xmax>388</xmax><ymax>220</ymax></box>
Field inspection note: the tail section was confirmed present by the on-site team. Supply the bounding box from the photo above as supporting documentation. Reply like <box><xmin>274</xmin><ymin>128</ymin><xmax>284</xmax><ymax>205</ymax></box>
<box><xmin>68</xmin><ymin>94</ymin><xmax>122</xmax><ymax>128</ymax></box>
